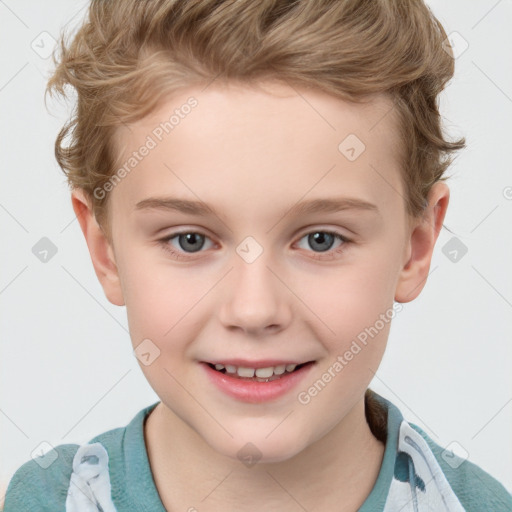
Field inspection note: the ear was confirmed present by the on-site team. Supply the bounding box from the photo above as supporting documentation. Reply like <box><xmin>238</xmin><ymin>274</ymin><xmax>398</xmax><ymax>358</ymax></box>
<box><xmin>71</xmin><ymin>189</ymin><xmax>125</xmax><ymax>306</ymax></box>
<box><xmin>394</xmin><ymin>182</ymin><xmax>449</xmax><ymax>303</ymax></box>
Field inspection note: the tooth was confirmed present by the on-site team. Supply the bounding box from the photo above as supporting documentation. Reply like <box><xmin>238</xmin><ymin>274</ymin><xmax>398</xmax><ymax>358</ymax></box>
<box><xmin>215</xmin><ymin>364</ymin><xmax>225</xmax><ymax>370</ymax></box>
<box><xmin>237</xmin><ymin>367</ymin><xmax>255</xmax><ymax>378</ymax></box>
<box><xmin>285</xmin><ymin>364</ymin><xmax>297</xmax><ymax>372</ymax></box>
<box><xmin>255</xmin><ymin>367</ymin><xmax>274</xmax><ymax>378</ymax></box>
<box><xmin>225</xmin><ymin>365</ymin><xmax>237</xmax><ymax>374</ymax></box>
<box><xmin>273</xmin><ymin>365</ymin><xmax>286</xmax><ymax>375</ymax></box>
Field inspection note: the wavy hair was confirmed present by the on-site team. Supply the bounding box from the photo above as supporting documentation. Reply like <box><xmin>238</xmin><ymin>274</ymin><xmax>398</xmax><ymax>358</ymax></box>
<box><xmin>46</xmin><ymin>0</ymin><xmax>465</xmax><ymax>241</ymax></box>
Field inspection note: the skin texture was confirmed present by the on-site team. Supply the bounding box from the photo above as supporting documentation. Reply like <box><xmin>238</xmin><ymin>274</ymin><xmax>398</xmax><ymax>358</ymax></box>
<box><xmin>72</xmin><ymin>80</ymin><xmax>449</xmax><ymax>511</ymax></box>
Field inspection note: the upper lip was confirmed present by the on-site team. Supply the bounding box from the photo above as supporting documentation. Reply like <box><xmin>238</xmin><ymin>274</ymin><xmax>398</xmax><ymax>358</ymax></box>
<box><xmin>203</xmin><ymin>359</ymin><xmax>314</xmax><ymax>369</ymax></box>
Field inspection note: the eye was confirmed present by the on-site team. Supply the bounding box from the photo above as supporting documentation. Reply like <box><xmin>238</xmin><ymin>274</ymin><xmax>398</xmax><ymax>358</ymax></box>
<box><xmin>295</xmin><ymin>230</ymin><xmax>350</xmax><ymax>260</ymax></box>
<box><xmin>158</xmin><ymin>231</ymin><xmax>215</xmax><ymax>259</ymax></box>
<box><xmin>157</xmin><ymin>229</ymin><xmax>351</xmax><ymax>261</ymax></box>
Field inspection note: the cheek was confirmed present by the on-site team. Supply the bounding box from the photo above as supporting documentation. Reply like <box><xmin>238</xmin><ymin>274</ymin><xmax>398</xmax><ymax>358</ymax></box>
<box><xmin>119</xmin><ymin>243</ymin><xmax>205</xmax><ymax>336</ymax></box>
<box><xmin>298</xmin><ymin>254</ymin><xmax>400</xmax><ymax>338</ymax></box>
<box><xmin>295</xmin><ymin>275</ymin><xmax>396</xmax><ymax>426</ymax></box>
<box><xmin>291</xmin><ymin>246</ymin><xmax>401</xmax><ymax>392</ymax></box>
<box><xmin>121</xmin><ymin>263</ymin><xmax>208</xmax><ymax>402</ymax></box>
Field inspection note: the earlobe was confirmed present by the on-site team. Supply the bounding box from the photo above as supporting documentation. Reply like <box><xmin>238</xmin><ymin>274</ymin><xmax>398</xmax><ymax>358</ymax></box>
<box><xmin>71</xmin><ymin>189</ymin><xmax>125</xmax><ymax>306</ymax></box>
<box><xmin>394</xmin><ymin>182</ymin><xmax>450</xmax><ymax>303</ymax></box>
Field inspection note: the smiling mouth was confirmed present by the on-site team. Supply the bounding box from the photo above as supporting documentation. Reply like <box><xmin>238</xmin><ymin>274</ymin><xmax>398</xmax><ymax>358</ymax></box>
<box><xmin>205</xmin><ymin>361</ymin><xmax>314</xmax><ymax>382</ymax></box>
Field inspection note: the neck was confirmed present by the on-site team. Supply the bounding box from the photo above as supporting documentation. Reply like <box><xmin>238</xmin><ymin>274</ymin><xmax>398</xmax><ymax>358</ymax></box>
<box><xmin>144</xmin><ymin>395</ymin><xmax>385</xmax><ymax>512</ymax></box>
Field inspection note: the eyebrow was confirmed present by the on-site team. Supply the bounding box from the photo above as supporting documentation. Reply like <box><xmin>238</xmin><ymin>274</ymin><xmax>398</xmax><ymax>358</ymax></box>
<box><xmin>134</xmin><ymin>196</ymin><xmax>380</xmax><ymax>217</ymax></box>
<box><xmin>135</xmin><ymin>197</ymin><xmax>380</xmax><ymax>217</ymax></box>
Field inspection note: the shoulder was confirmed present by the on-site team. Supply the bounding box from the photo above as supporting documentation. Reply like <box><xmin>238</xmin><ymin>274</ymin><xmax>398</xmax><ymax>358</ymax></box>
<box><xmin>3</xmin><ymin>443</ymin><xmax>80</xmax><ymax>511</ymax></box>
<box><xmin>3</xmin><ymin>403</ymin><xmax>158</xmax><ymax>512</ymax></box>
<box><xmin>366</xmin><ymin>391</ymin><xmax>512</xmax><ymax>512</ymax></box>
<box><xmin>409</xmin><ymin>423</ymin><xmax>512</xmax><ymax>511</ymax></box>
<box><xmin>4</xmin><ymin>426</ymin><xmax>127</xmax><ymax>511</ymax></box>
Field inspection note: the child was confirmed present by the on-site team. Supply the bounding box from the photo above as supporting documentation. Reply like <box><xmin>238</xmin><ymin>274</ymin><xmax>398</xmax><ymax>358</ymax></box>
<box><xmin>5</xmin><ymin>0</ymin><xmax>511</xmax><ymax>510</ymax></box>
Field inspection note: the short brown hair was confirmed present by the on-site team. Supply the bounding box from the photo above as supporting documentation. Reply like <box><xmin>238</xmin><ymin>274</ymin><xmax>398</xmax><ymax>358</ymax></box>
<box><xmin>46</xmin><ymin>0</ymin><xmax>465</xmax><ymax>241</ymax></box>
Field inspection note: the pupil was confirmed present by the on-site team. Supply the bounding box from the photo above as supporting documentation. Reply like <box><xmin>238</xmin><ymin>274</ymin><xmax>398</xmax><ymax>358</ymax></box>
<box><xmin>309</xmin><ymin>232</ymin><xmax>334</xmax><ymax>252</ymax></box>
<box><xmin>179</xmin><ymin>233</ymin><xmax>204</xmax><ymax>253</ymax></box>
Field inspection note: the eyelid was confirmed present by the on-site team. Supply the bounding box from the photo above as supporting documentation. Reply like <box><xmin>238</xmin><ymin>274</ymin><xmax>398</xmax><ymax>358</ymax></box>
<box><xmin>295</xmin><ymin>224</ymin><xmax>352</xmax><ymax>240</ymax></box>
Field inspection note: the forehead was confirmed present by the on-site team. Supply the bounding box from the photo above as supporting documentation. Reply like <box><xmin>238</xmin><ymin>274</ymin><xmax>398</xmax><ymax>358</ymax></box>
<box><xmin>110</xmin><ymin>80</ymin><xmax>404</xmax><ymax>220</ymax></box>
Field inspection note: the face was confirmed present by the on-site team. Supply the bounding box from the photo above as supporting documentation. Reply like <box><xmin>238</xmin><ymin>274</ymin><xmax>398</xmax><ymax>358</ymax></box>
<box><xmin>89</xmin><ymin>80</ymin><xmax>424</xmax><ymax>463</ymax></box>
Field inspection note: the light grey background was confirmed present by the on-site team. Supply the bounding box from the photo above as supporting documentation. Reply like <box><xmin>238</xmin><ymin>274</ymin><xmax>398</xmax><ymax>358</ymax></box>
<box><xmin>1</xmin><ymin>0</ymin><xmax>511</xmax><ymax>502</ymax></box>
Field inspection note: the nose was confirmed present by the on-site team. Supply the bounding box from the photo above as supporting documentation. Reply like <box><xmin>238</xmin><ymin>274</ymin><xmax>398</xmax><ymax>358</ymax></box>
<box><xmin>218</xmin><ymin>252</ymin><xmax>292</xmax><ymax>336</ymax></box>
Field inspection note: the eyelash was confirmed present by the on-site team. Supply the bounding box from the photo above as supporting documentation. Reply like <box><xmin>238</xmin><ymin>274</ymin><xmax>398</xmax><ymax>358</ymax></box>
<box><xmin>157</xmin><ymin>229</ymin><xmax>352</xmax><ymax>261</ymax></box>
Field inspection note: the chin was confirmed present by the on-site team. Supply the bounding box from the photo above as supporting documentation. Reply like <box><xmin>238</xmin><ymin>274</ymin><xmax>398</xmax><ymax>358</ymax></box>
<box><xmin>205</xmin><ymin>429</ymin><xmax>309</xmax><ymax>466</ymax></box>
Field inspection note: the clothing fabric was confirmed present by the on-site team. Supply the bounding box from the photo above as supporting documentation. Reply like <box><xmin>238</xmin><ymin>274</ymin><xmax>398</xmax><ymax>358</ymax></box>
<box><xmin>65</xmin><ymin>442</ymin><xmax>117</xmax><ymax>512</ymax></box>
<box><xmin>4</xmin><ymin>392</ymin><xmax>512</xmax><ymax>511</ymax></box>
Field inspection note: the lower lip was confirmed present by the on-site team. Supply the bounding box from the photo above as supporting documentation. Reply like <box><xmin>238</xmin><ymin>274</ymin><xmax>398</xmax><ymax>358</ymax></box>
<box><xmin>201</xmin><ymin>362</ymin><xmax>315</xmax><ymax>403</ymax></box>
